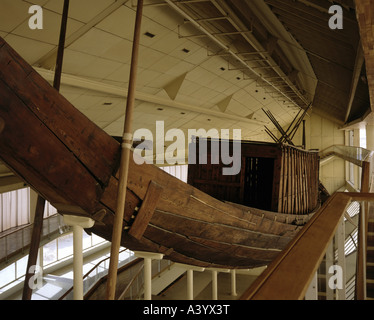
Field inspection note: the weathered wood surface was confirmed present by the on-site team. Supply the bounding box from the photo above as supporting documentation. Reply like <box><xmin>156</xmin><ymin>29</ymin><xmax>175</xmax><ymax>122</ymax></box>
<box><xmin>128</xmin><ymin>181</ymin><xmax>163</xmax><ymax>240</ymax></box>
<box><xmin>0</xmin><ymin>37</ymin><xmax>308</xmax><ymax>269</ymax></box>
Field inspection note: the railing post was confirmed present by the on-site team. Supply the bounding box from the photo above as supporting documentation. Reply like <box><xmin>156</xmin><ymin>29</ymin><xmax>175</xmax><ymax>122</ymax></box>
<box><xmin>305</xmin><ymin>272</ymin><xmax>318</xmax><ymax>300</ymax></box>
<box><xmin>325</xmin><ymin>241</ymin><xmax>334</xmax><ymax>300</ymax></box>
<box><xmin>356</xmin><ymin>200</ymin><xmax>368</xmax><ymax>300</ymax></box>
<box><xmin>336</xmin><ymin>216</ymin><xmax>346</xmax><ymax>300</ymax></box>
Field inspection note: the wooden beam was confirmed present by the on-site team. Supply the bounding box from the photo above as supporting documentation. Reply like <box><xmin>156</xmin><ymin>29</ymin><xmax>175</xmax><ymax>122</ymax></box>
<box><xmin>345</xmin><ymin>42</ymin><xmax>365</xmax><ymax>122</ymax></box>
<box><xmin>106</xmin><ymin>0</ymin><xmax>144</xmax><ymax>301</ymax></box>
<box><xmin>128</xmin><ymin>181</ymin><xmax>163</xmax><ymax>240</ymax></box>
<box><xmin>0</xmin><ymin>117</ymin><xmax>4</xmax><ymax>134</ymax></box>
<box><xmin>22</xmin><ymin>195</ymin><xmax>46</xmax><ymax>300</ymax></box>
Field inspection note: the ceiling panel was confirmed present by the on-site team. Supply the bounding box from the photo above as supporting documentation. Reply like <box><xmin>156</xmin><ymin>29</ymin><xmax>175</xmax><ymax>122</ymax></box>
<box><xmin>12</xmin><ymin>9</ymin><xmax>83</xmax><ymax>45</ymax></box>
<box><xmin>4</xmin><ymin>33</ymin><xmax>55</xmax><ymax>65</ymax></box>
<box><xmin>44</xmin><ymin>0</ymin><xmax>116</xmax><ymax>24</ymax></box>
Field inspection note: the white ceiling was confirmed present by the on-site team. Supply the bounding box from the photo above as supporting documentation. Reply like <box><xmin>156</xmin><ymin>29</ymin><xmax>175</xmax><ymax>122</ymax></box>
<box><xmin>1</xmin><ymin>0</ymin><xmax>306</xmax><ymax>157</ymax></box>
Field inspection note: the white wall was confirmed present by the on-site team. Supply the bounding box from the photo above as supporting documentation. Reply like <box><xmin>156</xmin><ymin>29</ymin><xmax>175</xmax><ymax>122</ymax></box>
<box><xmin>291</xmin><ymin>112</ymin><xmax>346</xmax><ymax>195</ymax></box>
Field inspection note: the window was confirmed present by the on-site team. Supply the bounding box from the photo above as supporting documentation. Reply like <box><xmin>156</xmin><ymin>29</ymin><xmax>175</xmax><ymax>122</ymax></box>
<box><xmin>0</xmin><ymin>188</ymin><xmax>30</xmax><ymax>232</ymax></box>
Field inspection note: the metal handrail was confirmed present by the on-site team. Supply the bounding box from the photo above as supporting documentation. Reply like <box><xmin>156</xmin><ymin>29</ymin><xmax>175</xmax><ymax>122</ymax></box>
<box><xmin>58</xmin><ymin>248</ymin><xmax>134</xmax><ymax>300</ymax></box>
<box><xmin>117</xmin><ymin>264</ymin><xmax>144</xmax><ymax>300</ymax></box>
<box><xmin>0</xmin><ymin>214</ymin><xmax>67</xmax><ymax>264</ymax></box>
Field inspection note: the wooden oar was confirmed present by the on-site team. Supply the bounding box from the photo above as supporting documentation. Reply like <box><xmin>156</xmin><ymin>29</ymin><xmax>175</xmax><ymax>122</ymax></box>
<box><xmin>105</xmin><ymin>0</ymin><xmax>144</xmax><ymax>300</ymax></box>
<box><xmin>22</xmin><ymin>0</ymin><xmax>70</xmax><ymax>300</ymax></box>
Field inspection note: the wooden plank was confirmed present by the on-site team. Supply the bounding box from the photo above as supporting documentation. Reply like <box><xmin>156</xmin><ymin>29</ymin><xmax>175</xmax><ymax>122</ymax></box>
<box><xmin>128</xmin><ymin>181</ymin><xmax>163</xmax><ymax>240</ymax></box>
<box><xmin>0</xmin><ymin>117</ymin><xmax>4</xmax><ymax>134</ymax></box>
<box><xmin>240</xmin><ymin>193</ymin><xmax>352</xmax><ymax>300</ymax></box>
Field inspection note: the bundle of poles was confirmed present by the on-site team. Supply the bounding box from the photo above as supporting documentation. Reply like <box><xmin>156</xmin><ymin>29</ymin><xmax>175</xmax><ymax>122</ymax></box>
<box><xmin>263</xmin><ymin>103</ymin><xmax>312</xmax><ymax>147</ymax></box>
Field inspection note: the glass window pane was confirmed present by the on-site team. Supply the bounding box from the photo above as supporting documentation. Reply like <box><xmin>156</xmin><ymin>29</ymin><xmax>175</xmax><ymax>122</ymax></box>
<box><xmin>82</xmin><ymin>232</ymin><xmax>92</xmax><ymax>250</ymax></box>
<box><xmin>92</xmin><ymin>233</ymin><xmax>106</xmax><ymax>246</ymax></box>
<box><xmin>43</xmin><ymin>240</ymin><xmax>57</xmax><ymax>266</ymax></box>
<box><xmin>16</xmin><ymin>255</ymin><xmax>29</xmax><ymax>279</ymax></box>
<box><xmin>0</xmin><ymin>263</ymin><xmax>15</xmax><ymax>288</ymax></box>
<box><xmin>58</xmin><ymin>234</ymin><xmax>73</xmax><ymax>260</ymax></box>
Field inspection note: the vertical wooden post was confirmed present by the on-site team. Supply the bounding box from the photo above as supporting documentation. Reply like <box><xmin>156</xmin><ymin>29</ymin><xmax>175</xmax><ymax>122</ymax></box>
<box><xmin>105</xmin><ymin>0</ymin><xmax>144</xmax><ymax>300</ymax></box>
<box><xmin>22</xmin><ymin>0</ymin><xmax>70</xmax><ymax>300</ymax></box>
<box><xmin>22</xmin><ymin>196</ymin><xmax>45</xmax><ymax>300</ymax></box>
<box><xmin>302</xmin><ymin>120</ymin><xmax>306</xmax><ymax>149</ymax></box>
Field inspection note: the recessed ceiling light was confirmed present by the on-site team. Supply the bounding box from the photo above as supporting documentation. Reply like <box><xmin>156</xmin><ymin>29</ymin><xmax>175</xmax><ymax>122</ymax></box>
<box><xmin>236</xmin><ymin>77</ymin><xmax>241</xmax><ymax>80</ymax></box>
<box><xmin>182</xmin><ymin>48</ymin><xmax>190</xmax><ymax>53</ymax></box>
<box><xmin>220</xmin><ymin>67</ymin><xmax>226</xmax><ymax>71</ymax></box>
<box><xmin>103</xmin><ymin>102</ymin><xmax>113</xmax><ymax>106</ymax></box>
<box><xmin>157</xmin><ymin>108</ymin><xmax>163</xmax><ymax>111</ymax></box>
<box><xmin>144</xmin><ymin>31</ymin><xmax>156</xmax><ymax>38</ymax></box>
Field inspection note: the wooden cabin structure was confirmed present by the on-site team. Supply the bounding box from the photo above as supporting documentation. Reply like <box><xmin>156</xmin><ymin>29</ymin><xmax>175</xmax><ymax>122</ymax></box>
<box><xmin>188</xmin><ymin>138</ymin><xmax>320</xmax><ymax>215</ymax></box>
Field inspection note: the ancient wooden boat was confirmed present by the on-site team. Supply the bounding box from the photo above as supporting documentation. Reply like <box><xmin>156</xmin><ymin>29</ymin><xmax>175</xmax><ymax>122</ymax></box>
<box><xmin>0</xmin><ymin>37</ymin><xmax>319</xmax><ymax>269</ymax></box>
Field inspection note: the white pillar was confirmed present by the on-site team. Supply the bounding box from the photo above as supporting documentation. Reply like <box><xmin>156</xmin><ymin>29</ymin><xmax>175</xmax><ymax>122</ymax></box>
<box><xmin>63</xmin><ymin>215</ymin><xmax>94</xmax><ymax>300</ymax></box>
<box><xmin>211</xmin><ymin>270</ymin><xmax>218</xmax><ymax>300</ymax></box>
<box><xmin>175</xmin><ymin>263</ymin><xmax>205</xmax><ymax>300</ymax></box>
<box><xmin>231</xmin><ymin>270</ymin><xmax>237</xmax><ymax>297</ymax></box>
<box><xmin>134</xmin><ymin>251</ymin><xmax>164</xmax><ymax>300</ymax></box>
<box><xmin>187</xmin><ymin>269</ymin><xmax>194</xmax><ymax>300</ymax></box>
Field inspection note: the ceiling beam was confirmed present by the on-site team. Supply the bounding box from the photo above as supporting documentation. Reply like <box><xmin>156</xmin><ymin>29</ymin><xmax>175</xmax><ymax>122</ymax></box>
<box><xmin>166</xmin><ymin>0</ymin><xmax>309</xmax><ymax>109</ymax></box>
<box><xmin>34</xmin><ymin>67</ymin><xmax>265</xmax><ymax>126</ymax></box>
<box><xmin>344</xmin><ymin>42</ymin><xmax>365</xmax><ymax>123</ymax></box>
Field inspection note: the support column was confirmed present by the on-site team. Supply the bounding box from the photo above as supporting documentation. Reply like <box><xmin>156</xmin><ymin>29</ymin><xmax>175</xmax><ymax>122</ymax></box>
<box><xmin>231</xmin><ymin>270</ymin><xmax>237</xmax><ymax>297</ymax></box>
<box><xmin>187</xmin><ymin>270</ymin><xmax>194</xmax><ymax>300</ymax></box>
<box><xmin>134</xmin><ymin>251</ymin><xmax>164</xmax><ymax>300</ymax></box>
<box><xmin>211</xmin><ymin>270</ymin><xmax>218</xmax><ymax>300</ymax></box>
<box><xmin>63</xmin><ymin>215</ymin><xmax>94</xmax><ymax>300</ymax></box>
<box><xmin>207</xmin><ymin>268</ymin><xmax>230</xmax><ymax>300</ymax></box>
<box><xmin>175</xmin><ymin>263</ymin><xmax>204</xmax><ymax>300</ymax></box>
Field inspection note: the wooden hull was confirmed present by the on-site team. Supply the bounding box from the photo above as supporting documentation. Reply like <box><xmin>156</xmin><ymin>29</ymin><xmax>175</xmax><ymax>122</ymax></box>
<box><xmin>0</xmin><ymin>37</ymin><xmax>306</xmax><ymax>269</ymax></box>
